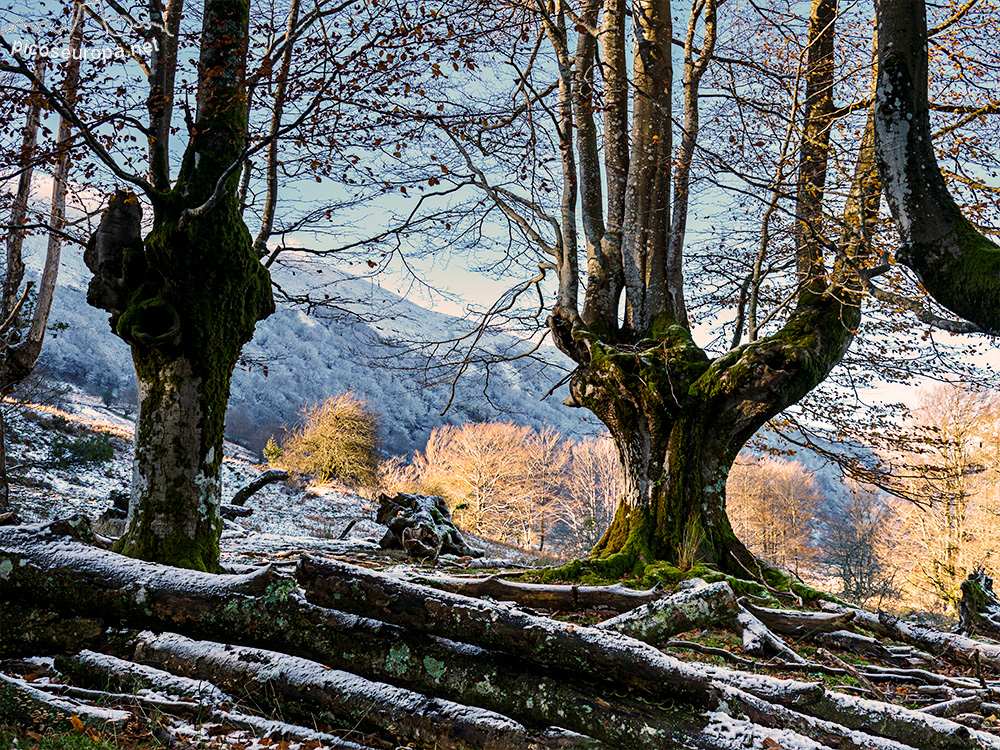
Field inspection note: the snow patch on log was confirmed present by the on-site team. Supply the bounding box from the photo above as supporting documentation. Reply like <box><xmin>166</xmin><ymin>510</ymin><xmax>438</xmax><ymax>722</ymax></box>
<box><xmin>596</xmin><ymin>581</ymin><xmax>737</xmax><ymax>643</ymax></box>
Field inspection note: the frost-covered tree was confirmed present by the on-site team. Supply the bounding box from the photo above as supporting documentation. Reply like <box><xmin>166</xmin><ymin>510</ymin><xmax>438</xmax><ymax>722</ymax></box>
<box><xmin>0</xmin><ymin>0</ymin><xmax>477</xmax><ymax>569</ymax></box>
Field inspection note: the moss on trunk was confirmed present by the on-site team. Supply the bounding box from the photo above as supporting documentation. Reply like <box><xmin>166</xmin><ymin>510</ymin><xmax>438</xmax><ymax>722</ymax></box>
<box><xmin>89</xmin><ymin>0</ymin><xmax>273</xmax><ymax>570</ymax></box>
<box><xmin>557</xmin><ymin>288</ymin><xmax>859</xmax><ymax>581</ymax></box>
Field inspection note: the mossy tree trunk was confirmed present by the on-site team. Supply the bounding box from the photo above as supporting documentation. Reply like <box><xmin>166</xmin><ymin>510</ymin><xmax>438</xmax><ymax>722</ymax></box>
<box><xmin>875</xmin><ymin>0</ymin><xmax>1000</xmax><ymax>334</ymax></box>
<box><xmin>86</xmin><ymin>0</ymin><xmax>273</xmax><ymax>571</ymax></box>
<box><xmin>564</xmin><ymin>289</ymin><xmax>859</xmax><ymax>576</ymax></box>
<box><xmin>456</xmin><ymin>0</ymin><xmax>876</xmax><ymax>575</ymax></box>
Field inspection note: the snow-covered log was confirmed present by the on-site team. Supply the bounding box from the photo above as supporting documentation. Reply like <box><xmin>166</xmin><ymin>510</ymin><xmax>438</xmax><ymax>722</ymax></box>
<box><xmin>740</xmin><ymin>599</ymin><xmax>855</xmax><ymax>637</ymax></box>
<box><xmin>57</xmin><ymin>649</ymin><xmax>232</xmax><ymax>704</ymax></box>
<box><xmin>701</xmin><ymin>665</ymin><xmax>1000</xmax><ymax>750</ymax></box>
<box><xmin>405</xmin><ymin>571</ymin><xmax>666</xmax><ymax>613</ymax></box>
<box><xmin>828</xmin><ymin>602</ymin><xmax>1000</xmax><ymax>672</ymax></box>
<box><xmin>0</xmin><ymin>522</ymin><xmax>738</xmax><ymax>748</ymax></box>
<box><xmin>296</xmin><ymin>554</ymin><xmax>721</xmax><ymax>704</ymax></box>
<box><xmin>126</xmin><ymin>631</ymin><xmax>608</xmax><ymax>750</ymax></box>
<box><xmin>737</xmin><ymin>606</ymin><xmax>808</xmax><ymax>664</ymax></box>
<box><xmin>595</xmin><ymin>581</ymin><xmax>737</xmax><ymax>642</ymax></box>
<box><xmin>0</xmin><ymin>673</ymin><xmax>131</xmax><ymax>730</ymax></box>
<box><xmin>6</xmin><ymin>520</ymin><xmax>998</xmax><ymax>749</ymax></box>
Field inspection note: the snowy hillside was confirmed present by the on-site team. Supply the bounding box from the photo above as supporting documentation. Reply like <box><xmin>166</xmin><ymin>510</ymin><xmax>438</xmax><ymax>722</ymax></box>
<box><xmin>30</xmin><ymin>245</ymin><xmax>869</xmax><ymax>509</ymax></box>
<box><xmin>36</xmin><ymin>246</ymin><xmax>599</xmax><ymax>457</ymax></box>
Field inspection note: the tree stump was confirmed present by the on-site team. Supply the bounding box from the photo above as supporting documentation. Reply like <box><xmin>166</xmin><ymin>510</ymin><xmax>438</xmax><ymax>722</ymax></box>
<box><xmin>376</xmin><ymin>492</ymin><xmax>482</xmax><ymax>559</ymax></box>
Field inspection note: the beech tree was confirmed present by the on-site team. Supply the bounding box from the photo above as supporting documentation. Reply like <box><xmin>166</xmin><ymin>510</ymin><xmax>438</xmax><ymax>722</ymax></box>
<box><xmin>875</xmin><ymin>0</ymin><xmax>1000</xmax><ymax>334</ymax></box>
<box><xmin>0</xmin><ymin>0</ymin><xmax>476</xmax><ymax>569</ymax></box>
<box><xmin>390</xmin><ymin>0</ymin><xmax>1000</xmax><ymax>579</ymax></box>
<box><xmin>416</xmin><ymin>0</ymin><xmax>876</xmax><ymax>576</ymax></box>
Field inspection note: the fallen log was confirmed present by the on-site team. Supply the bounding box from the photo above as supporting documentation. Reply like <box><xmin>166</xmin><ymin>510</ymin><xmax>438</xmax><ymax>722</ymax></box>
<box><xmin>125</xmin><ymin>631</ymin><xmax>608</xmax><ymax>750</ymax></box>
<box><xmin>295</xmin><ymin>554</ymin><xmax>718</xmax><ymax>705</ymax></box>
<box><xmin>57</xmin><ymin>649</ymin><xmax>233</xmax><ymax>704</ymax></box>
<box><xmin>595</xmin><ymin>581</ymin><xmax>736</xmax><ymax>641</ymax></box>
<box><xmin>0</xmin><ymin>521</ymin><xmax>747</xmax><ymax>749</ymax></box>
<box><xmin>700</xmin><ymin>664</ymin><xmax>1000</xmax><ymax>750</ymax></box>
<box><xmin>740</xmin><ymin>598</ymin><xmax>856</xmax><ymax>637</ymax></box>
<box><xmin>0</xmin><ymin>673</ymin><xmax>132</xmax><ymax>730</ymax></box>
<box><xmin>405</xmin><ymin>572</ymin><xmax>666</xmax><ymax>613</ymax></box>
<box><xmin>229</xmin><ymin>468</ymin><xmax>289</xmax><ymax>506</ymax></box>
<box><xmin>920</xmin><ymin>695</ymin><xmax>984</xmax><ymax>719</ymax></box>
<box><xmin>826</xmin><ymin>602</ymin><xmax>1000</xmax><ymax>672</ymax></box>
<box><xmin>5</xmin><ymin>520</ymin><xmax>994</xmax><ymax>750</ymax></box>
<box><xmin>53</xmin><ymin>652</ymin><xmax>378</xmax><ymax>749</ymax></box>
<box><xmin>737</xmin><ymin>605</ymin><xmax>808</xmax><ymax>664</ymax></box>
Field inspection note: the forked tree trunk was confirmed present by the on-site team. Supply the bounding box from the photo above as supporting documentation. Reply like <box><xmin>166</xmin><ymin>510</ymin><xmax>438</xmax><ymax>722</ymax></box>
<box><xmin>570</xmin><ymin>291</ymin><xmax>859</xmax><ymax>575</ymax></box>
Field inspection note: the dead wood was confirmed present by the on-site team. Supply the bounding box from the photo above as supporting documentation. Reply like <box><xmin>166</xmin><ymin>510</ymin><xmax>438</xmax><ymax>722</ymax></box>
<box><xmin>54</xmin><ymin>651</ymin><xmax>380</xmax><ymax>749</ymax></box>
<box><xmin>404</xmin><ymin>571</ymin><xmax>666</xmax><ymax>613</ymax></box>
<box><xmin>828</xmin><ymin>602</ymin><xmax>1000</xmax><ymax>672</ymax></box>
<box><xmin>920</xmin><ymin>695</ymin><xmax>985</xmax><ymax>718</ymax></box>
<box><xmin>0</xmin><ymin>673</ymin><xmax>132</xmax><ymax>730</ymax></box>
<box><xmin>595</xmin><ymin>581</ymin><xmax>736</xmax><ymax>640</ymax></box>
<box><xmin>737</xmin><ymin>605</ymin><xmax>809</xmax><ymax>663</ymax></box>
<box><xmin>221</xmin><ymin>503</ymin><xmax>254</xmax><ymax>519</ymax></box>
<box><xmin>700</xmin><ymin>664</ymin><xmax>999</xmax><ymax>750</ymax></box>
<box><xmin>295</xmin><ymin>554</ymin><xmax>720</xmax><ymax>705</ymax></box>
<box><xmin>740</xmin><ymin>598</ymin><xmax>856</xmax><ymax>637</ymax></box>
<box><xmin>229</xmin><ymin>468</ymin><xmax>289</xmax><ymax>506</ymax></box>
<box><xmin>0</xmin><ymin>522</ymin><xmax>746</xmax><ymax>748</ymax></box>
<box><xmin>6</xmin><ymin>520</ymin><xmax>1000</xmax><ymax>749</ymax></box>
<box><xmin>125</xmin><ymin>631</ymin><xmax>609</xmax><ymax>750</ymax></box>
<box><xmin>960</xmin><ymin>570</ymin><xmax>1000</xmax><ymax>640</ymax></box>
<box><xmin>377</xmin><ymin>492</ymin><xmax>482</xmax><ymax>559</ymax></box>
<box><xmin>57</xmin><ymin>649</ymin><xmax>233</xmax><ymax>704</ymax></box>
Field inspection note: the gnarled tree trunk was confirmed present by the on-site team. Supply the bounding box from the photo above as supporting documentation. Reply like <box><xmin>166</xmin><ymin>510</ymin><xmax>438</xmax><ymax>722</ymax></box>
<box><xmin>85</xmin><ymin>0</ymin><xmax>273</xmax><ymax>571</ymax></box>
<box><xmin>568</xmin><ymin>289</ymin><xmax>858</xmax><ymax>575</ymax></box>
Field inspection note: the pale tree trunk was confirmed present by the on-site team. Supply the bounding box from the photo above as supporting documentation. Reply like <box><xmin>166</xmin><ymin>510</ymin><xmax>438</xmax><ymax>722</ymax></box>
<box><xmin>87</xmin><ymin>0</ymin><xmax>273</xmax><ymax>570</ymax></box>
<box><xmin>0</xmin><ymin>16</ymin><xmax>83</xmax><ymax>510</ymax></box>
<box><xmin>875</xmin><ymin>0</ymin><xmax>1000</xmax><ymax>333</ymax></box>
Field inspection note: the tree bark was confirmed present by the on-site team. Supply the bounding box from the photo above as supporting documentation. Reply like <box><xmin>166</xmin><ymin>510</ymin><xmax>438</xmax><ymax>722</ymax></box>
<box><xmin>0</xmin><ymin>523</ymin><xmax>729</xmax><ymax>748</ymax></box>
<box><xmin>229</xmin><ymin>468</ymin><xmax>288</xmax><ymax>506</ymax></box>
<box><xmin>405</xmin><ymin>572</ymin><xmax>667</xmax><ymax>613</ymax></box>
<box><xmin>4</xmin><ymin>524</ymin><xmax>995</xmax><ymax>749</ymax></box>
<box><xmin>875</xmin><ymin>0</ymin><xmax>1000</xmax><ymax>333</ymax></box>
<box><xmin>565</xmin><ymin>287</ymin><xmax>858</xmax><ymax>575</ymax></box>
<box><xmin>85</xmin><ymin>0</ymin><xmax>274</xmax><ymax>571</ymax></box>
<box><xmin>124</xmin><ymin>632</ymin><xmax>607</xmax><ymax>750</ymax></box>
<box><xmin>595</xmin><ymin>581</ymin><xmax>737</xmax><ymax>641</ymax></box>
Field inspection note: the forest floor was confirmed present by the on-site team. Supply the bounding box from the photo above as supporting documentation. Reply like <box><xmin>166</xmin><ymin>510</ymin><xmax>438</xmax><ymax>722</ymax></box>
<box><xmin>4</xmin><ymin>391</ymin><xmax>1000</xmax><ymax>749</ymax></box>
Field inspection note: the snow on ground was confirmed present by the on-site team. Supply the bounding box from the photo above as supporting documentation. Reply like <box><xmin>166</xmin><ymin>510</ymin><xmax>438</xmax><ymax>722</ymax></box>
<box><xmin>6</xmin><ymin>385</ymin><xmax>539</xmax><ymax>570</ymax></box>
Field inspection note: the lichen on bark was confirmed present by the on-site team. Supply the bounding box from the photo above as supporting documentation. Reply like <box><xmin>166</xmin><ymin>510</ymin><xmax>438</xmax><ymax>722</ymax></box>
<box><xmin>87</xmin><ymin>0</ymin><xmax>273</xmax><ymax>571</ymax></box>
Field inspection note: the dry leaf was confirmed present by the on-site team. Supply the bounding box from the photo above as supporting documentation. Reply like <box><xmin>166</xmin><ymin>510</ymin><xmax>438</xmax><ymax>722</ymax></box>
<box><xmin>762</xmin><ymin>738</ymin><xmax>784</xmax><ymax>749</ymax></box>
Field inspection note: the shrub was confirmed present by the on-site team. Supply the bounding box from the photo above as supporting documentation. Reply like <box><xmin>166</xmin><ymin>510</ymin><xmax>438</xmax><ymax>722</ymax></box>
<box><xmin>272</xmin><ymin>392</ymin><xmax>379</xmax><ymax>489</ymax></box>
<box><xmin>52</xmin><ymin>433</ymin><xmax>115</xmax><ymax>467</ymax></box>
